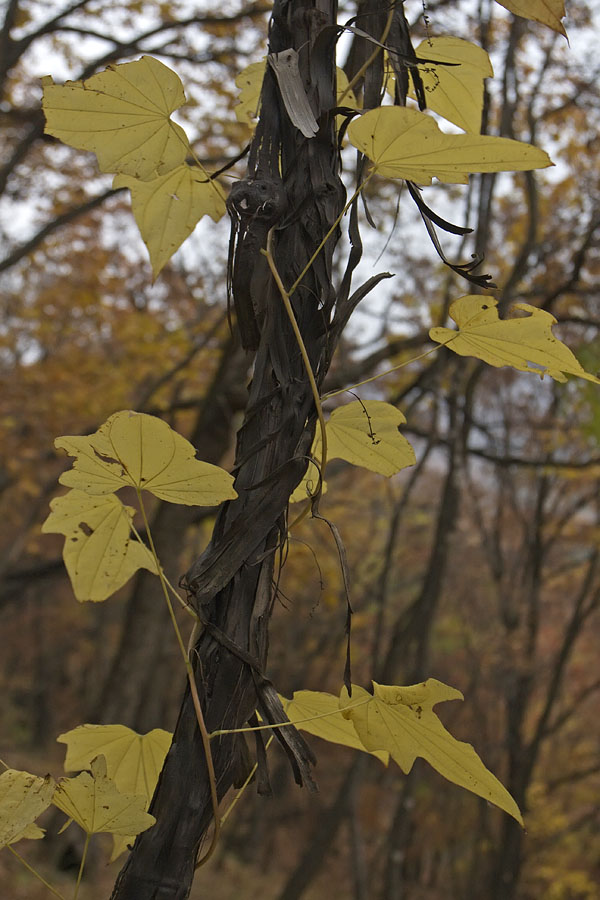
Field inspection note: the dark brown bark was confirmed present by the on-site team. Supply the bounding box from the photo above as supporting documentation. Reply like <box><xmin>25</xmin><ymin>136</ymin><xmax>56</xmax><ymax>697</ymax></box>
<box><xmin>110</xmin><ymin>2</ymin><xmax>346</xmax><ymax>896</ymax></box>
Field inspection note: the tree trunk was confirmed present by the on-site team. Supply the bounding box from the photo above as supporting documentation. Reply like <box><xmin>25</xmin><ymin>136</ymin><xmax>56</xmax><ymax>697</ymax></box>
<box><xmin>111</xmin><ymin>2</ymin><xmax>345</xmax><ymax>896</ymax></box>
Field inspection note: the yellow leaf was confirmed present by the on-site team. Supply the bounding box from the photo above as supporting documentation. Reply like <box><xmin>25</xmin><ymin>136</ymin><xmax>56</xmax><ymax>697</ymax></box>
<box><xmin>281</xmin><ymin>691</ymin><xmax>388</xmax><ymax>764</ymax></box>
<box><xmin>58</xmin><ymin>724</ymin><xmax>170</xmax><ymax>800</ymax></box>
<box><xmin>348</xmin><ymin>106</ymin><xmax>553</xmax><ymax>184</ymax></box>
<box><xmin>113</xmin><ymin>166</ymin><xmax>226</xmax><ymax>279</ymax></box>
<box><xmin>429</xmin><ymin>296</ymin><xmax>600</xmax><ymax>384</ymax></box>
<box><xmin>42</xmin><ymin>56</ymin><xmax>190</xmax><ymax>180</ymax></box>
<box><xmin>55</xmin><ymin>410</ymin><xmax>237</xmax><ymax>505</ymax></box>
<box><xmin>234</xmin><ymin>60</ymin><xmax>356</xmax><ymax>129</ymax></box>
<box><xmin>234</xmin><ymin>59</ymin><xmax>266</xmax><ymax>125</ymax></box>
<box><xmin>494</xmin><ymin>0</ymin><xmax>566</xmax><ymax>36</ymax></box>
<box><xmin>341</xmin><ymin>681</ymin><xmax>523</xmax><ymax>825</ymax></box>
<box><xmin>0</xmin><ymin>770</ymin><xmax>56</xmax><ymax>848</ymax></box>
<box><xmin>414</xmin><ymin>37</ymin><xmax>493</xmax><ymax>133</ymax></box>
<box><xmin>41</xmin><ymin>490</ymin><xmax>158</xmax><ymax>603</ymax></box>
<box><xmin>315</xmin><ymin>401</ymin><xmax>415</xmax><ymax>477</ymax></box>
<box><xmin>57</xmin><ymin>724</ymin><xmax>171</xmax><ymax>861</ymax></box>
<box><xmin>53</xmin><ymin>756</ymin><xmax>156</xmax><ymax>837</ymax></box>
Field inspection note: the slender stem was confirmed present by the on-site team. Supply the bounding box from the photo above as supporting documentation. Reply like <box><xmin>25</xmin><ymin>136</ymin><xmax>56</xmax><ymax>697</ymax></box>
<box><xmin>7</xmin><ymin>845</ymin><xmax>66</xmax><ymax>900</ymax></box>
<box><xmin>210</xmin><ymin>695</ymin><xmax>372</xmax><ymax>738</ymax></box>
<box><xmin>72</xmin><ymin>832</ymin><xmax>90</xmax><ymax>900</ymax></box>
<box><xmin>135</xmin><ymin>490</ymin><xmax>220</xmax><ymax>868</ymax></box>
<box><xmin>0</xmin><ymin>757</ymin><xmax>9</xmax><ymax>770</ymax></box>
<box><xmin>219</xmin><ymin>735</ymin><xmax>274</xmax><ymax>828</ymax></box>
<box><xmin>339</xmin><ymin>7</ymin><xmax>395</xmax><ymax>102</ymax></box>
<box><xmin>171</xmin><ymin>122</ymin><xmax>227</xmax><ymax>203</ymax></box>
<box><xmin>262</xmin><ymin>235</ymin><xmax>327</xmax><ymax>503</ymax></box>
<box><xmin>287</xmin><ymin>174</ymin><xmax>374</xmax><ymax>299</ymax></box>
<box><xmin>129</xmin><ymin>521</ymin><xmax>197</xmax><ymax>619</ymax></box>
<box><xmin>322</xmin><ymin>344</ymin><xmax>441</xmax><ymax>400</ymax></box>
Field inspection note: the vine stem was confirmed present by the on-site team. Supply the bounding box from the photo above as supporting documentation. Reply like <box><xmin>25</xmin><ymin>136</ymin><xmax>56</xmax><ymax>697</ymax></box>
<box><xmin>73</xmin><ymin>832</ymin><xmax>90</xmax><ymax>900</ymax></box>
<box><xmin>135</xmin><ymin>490</ymin><xmax>220</xmax><ymax>869</ymax></box>
<box><xmin>130</xmin><ymin>521</ymin><xmax>197</xmax><ymax>620</ymax></box>
<box><xmin>322</xmin><ymin>344</ymin><xmax>442</xmax><ymax>400</ymax></box>
<box><xmin>209</xmin><ymin>695</ymin><xmax>371</xmax><ymax>738</ymax></box>
<box><xmin>262</xmin><ymin>234</ymin><xmax>328</xmax><ymax>506</ymax></box>
<box><xmin>7</xmin><ymin>846</ymin><xmax>66</xmax><ymax>900</ymax></box>
<box><xmin>338</xmin><ymin>7</ymin><xmax>395</xmax><ymax>103</ymax></box>
<box><xmin>171</xmin><ymin>121</ymin><xmax>227</xmax><ymax>203</ymax></box>
<box><xmin>287</xmin><ymin>173</ymin><xmax>374</xmax><ymax>299</ymax></box>
<box><xmin>219</xmin><ymin>735</ymin><xmax>274</xmax><ymax>827</ymax></box>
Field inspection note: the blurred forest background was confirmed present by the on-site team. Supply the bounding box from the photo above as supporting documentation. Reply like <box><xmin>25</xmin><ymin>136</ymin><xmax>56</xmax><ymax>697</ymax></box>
<box><xmin>1</xmin><ymin>0</ymin><xmax>599</xmax><ymax>898</ymax></box>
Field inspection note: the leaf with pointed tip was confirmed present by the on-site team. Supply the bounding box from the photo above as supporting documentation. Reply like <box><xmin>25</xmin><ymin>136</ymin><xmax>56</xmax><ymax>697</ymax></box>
<box><xmin>55</xmin><ymin>410</ymin><xmax>237</xmax><ymax>506</ymax></box>
<box><xmin>42</xmin><ymin>56</ymin><xmax>190</xmax><ymax>180</ymax></box>
<box><xmin>414</xmin><ymin>37</ymin><xmax>493</xmax><ymax>133</ymax></box>
<box><xmin>281</xmin><ymin>691</ymin><xmax>388</xmax><ymax>763</ymax></box>
<box><xmin>53</xmin><ymin>756</ymin><xmax>156</xmax><ymax>837</ymax></box>
<box><xmin>429</xmin><ymin>296</ymin><xmax>600</xmax><ymax>384</ymax></box>
<box><xmin>341</xmin><ymin>681</ymin><xmax>523</xmax><ymax>824</ymax></box>
<box><xmin>114</xmin><ymin>166</ymin><xmax>226</xmax><ymax>279</ymax></box>
<box><xmin>58</xmin><ymin>724</ymin><xmax>171</xmax><ymax>861</ymax></box>
<box><xmin>58</xmin><ymin>724</ymin><xmax>171</xmax><ymax>799</ymax></box>
<box><xmin>494</xmin><ymin>0</ymin><xmax>566</xmax><ymax>36</ymax></box>
<box><xmin>41</xmin><ymin>490</ymin><xmax>157</xmax><ymax>603</ymax></box>
<box><xmin>314</xmin><ymin>401</ymin><xmax>415</xmax><ymax>477</ymax></box>
<box><xmin>348</xmin><ymin>106</ymin><xmax>553</xmax><ymax>184</ymax></box>
<box><xmin>0</xmin><ymin>770</ymin><xmax>56</xmax><ymax>848</ymax></box>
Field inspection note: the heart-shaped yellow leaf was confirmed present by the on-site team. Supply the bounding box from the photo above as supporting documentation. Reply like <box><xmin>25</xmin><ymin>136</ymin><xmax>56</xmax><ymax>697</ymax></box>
<box><xmin>42</xmin><ymin>490</ymin><xmax>157</xmax><ymax>602</ymax></box>
<box><xmin>42</xmin><ymin>56</ymin><xmax>190</xmax><ymax>180</ymax></box>
<box><xmin>494</xmin><ymin>0</ymin><xmax>566</xmax><ymax>36</ymax></box>
<box><xmin>53</xmin><ymin>756</ymin><xmax>156</xmax><ymax>837</ymax></box>
<box><xmin>281</xmin><ymin>691</ymin><xmax>388</xmax><ymax>763</ymax></box>
<box><xmin>429</xmin><ymin>296</ymin><xmax>600</xmax><ymax>384</ymax></box>
<box><xmin>315</xmin><ymin>401</ymin><xmax>415</xmax><ymax>477</ymax></box>
<box><xmin>58</xmin><ymin>724</ymin><xmax>171</xmax><ymax>800</ymax></box>
<box><xmin>414</xmin><ymin>37</ymin><xmax>493</xmax><ymax>133</ymax></box>
<box><xmin>114</xmin><ymin>166</ymin><xmax>226</xmax><ymax>279</ymax></box>
<box><xmin>0</xmin><ymin>770</ymin><xmax>56</xmax><ymax>848</ymax></box>
<box><xmin>341</xmin><ymin>681</ymin><xmax>523</xmax><ymax>825</ymax></box>
<box><xmin>348</xmin><ymin>106</ymin><xmax>552</xmax><ymax>184</ymax></box>
<box><xmin>55</xmin><ymin>410</ymin><xmax>237</xmax><ymax>506</ymax></box>
<box><xmin>58</xmin><ymin>724</ymin><xmax>171</xmax><ymax>861</ymax></box>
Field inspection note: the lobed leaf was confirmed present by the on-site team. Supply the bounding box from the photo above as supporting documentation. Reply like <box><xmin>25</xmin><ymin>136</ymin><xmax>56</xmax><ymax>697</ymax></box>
<box><xmin>58</xmin><ymin>724</ymin><xmax>171</xmax><ymax>860</ymax></box>
<box><xmin>41</xmin><ymin>490</ymin><xmax>157</xmax><ymax>603</ymax></box>
<box><xmin>42</xmin><ymin>56</ymin><xmax>190</xmax><ymax>180</ymax></box>
<box><xmin>414</xmin><ymin>37</ymin><xmax>493</xmax><ymax>133</ymax></box>
<box><xmin>341</xmin><ymin>681</ymin><xmax>523</xmax><ymax>824</ymax></box>
<box><xmin>0</xmin><ymin>770</ymin><xmax>56</xmax><ymax>848</ymax></box>
<box><xmin>494</xmin><ymin>0</ymin><xmax>566</xmax><ymax>36</ymax></box>
<box><xmin>429</xmin><ymin>296</ymin><xmax>600</xmax><ymax>384</ymax></box>
<box><xmin>55</xmin><ymin>410</ymin><xmax>237</xmax><ymax>505</ymax></box>
<box><xmin>282</xmin><ymin>691</ymin><xmax>388</xmax><ymax>763</ymax></box>
<box><xmin>348</xmin><ymin>106</ymin><xmax>553</xmax><ymax>184</ymax></box>
<box><xmin>53</xmin><ymin>756</ymin><xmax>156</xmax><ymax>837</ymax></box>
<box><xmin>315</xmin><ymin>400</ymin><xmax>415</xmax><ymax>477</ymax></box>
<box><xmin>114</xmin><ymin>165</ymin><xmax>226</xmax><ymax>279</ymax></box>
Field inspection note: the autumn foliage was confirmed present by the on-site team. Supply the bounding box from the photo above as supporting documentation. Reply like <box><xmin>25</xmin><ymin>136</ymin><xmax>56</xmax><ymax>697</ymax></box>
<box><xmin>1</xmin><ymin>1</ymin><xmax>599</xmax><ymax>899</ymax></box>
